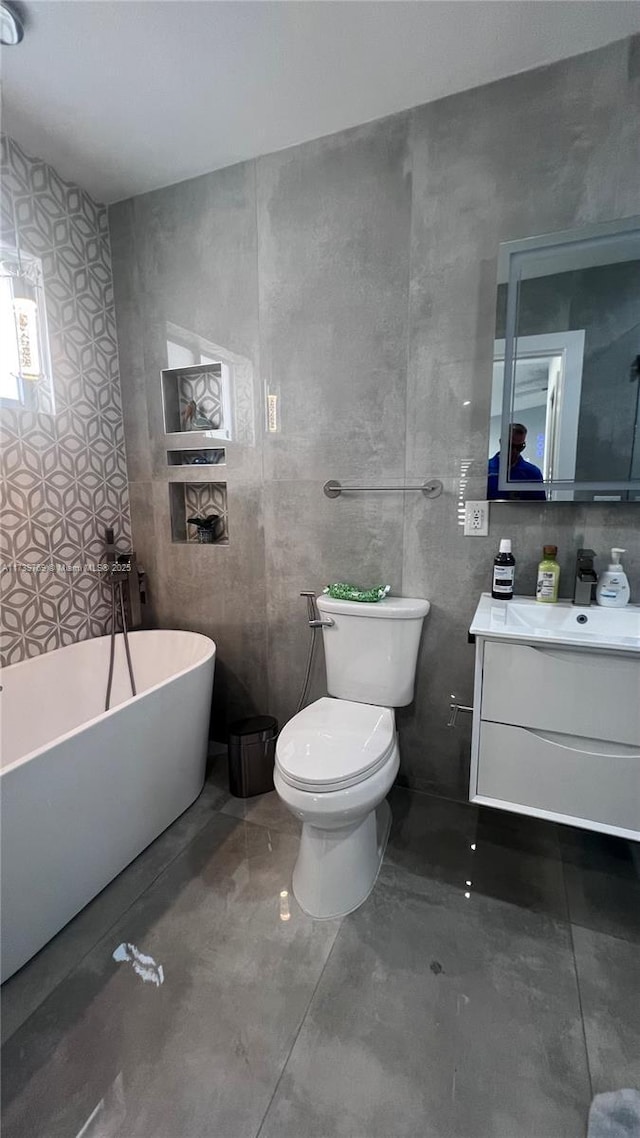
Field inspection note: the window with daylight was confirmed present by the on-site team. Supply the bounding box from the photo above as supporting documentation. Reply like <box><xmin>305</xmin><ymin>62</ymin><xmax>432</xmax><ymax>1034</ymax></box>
<box><xmin>0</xmin><ymin>245</ymin><xmax>54</xmax><ymax>411</ymax></box>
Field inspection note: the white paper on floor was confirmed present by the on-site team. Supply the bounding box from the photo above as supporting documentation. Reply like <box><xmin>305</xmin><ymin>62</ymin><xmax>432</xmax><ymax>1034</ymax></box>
<box><xmin>587</xmin><ymin>1090</ymin><xmax>640</xmax><ymax>1138</ymax></box>
<box><xmin>112</xmin><ymin>942</ymin><xmax>164</xmax><ymax>986</ymax></box>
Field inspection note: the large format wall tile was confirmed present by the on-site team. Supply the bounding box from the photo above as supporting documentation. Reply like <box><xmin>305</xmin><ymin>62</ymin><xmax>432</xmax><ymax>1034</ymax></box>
<box><xmin>110</xmin><ymin>160</ymin><xmax>267</xmax><ymax>733</ymax></box>
<box><xmin>0</xmin><ymin>136</ymin><xmax>130</xmax><ymax>665</ymax></box>
<box><xmin>403</xmin><ymin>36</ymin><xmax>640</xmax><ymax>794</ymax></box>
<box><xmin>112</xmin><ymin>36</ymin><xmax>640</xmax><ymax>786</ymax></box>
<box><xmin>263</xmin><ymin>478</ymin><xmax>406</xmax><ymax>727</ymax></box>
<box><xmin>258</xmin><ymin>113</ymin><xmax>411</xmax><ymax>484</ymax></box>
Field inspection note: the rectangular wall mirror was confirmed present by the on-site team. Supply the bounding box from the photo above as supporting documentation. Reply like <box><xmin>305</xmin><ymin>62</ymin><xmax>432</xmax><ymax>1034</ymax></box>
<box><xmin>488</xmin><ymin>215</ymin><xmax>640</xmax><ymax>502</ymax></box>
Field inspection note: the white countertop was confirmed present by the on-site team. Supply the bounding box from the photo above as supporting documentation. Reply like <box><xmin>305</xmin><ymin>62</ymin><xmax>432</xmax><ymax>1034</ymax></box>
<box><xmin>470</xmin><ymin>593</ymin><xmax>640</xmax><ymax>654</ymax></box>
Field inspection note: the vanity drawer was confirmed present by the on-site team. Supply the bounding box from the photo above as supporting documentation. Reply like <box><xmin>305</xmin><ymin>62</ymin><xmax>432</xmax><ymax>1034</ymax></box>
<box><xmin>477</xmin><ymin>721</ymin><xmax>640</xmax><ymax>834</ymax></box>
<box><xmin>482</xmin><ymin>640</ymin><xmax>640</xmax><ymax>746</ymax></box>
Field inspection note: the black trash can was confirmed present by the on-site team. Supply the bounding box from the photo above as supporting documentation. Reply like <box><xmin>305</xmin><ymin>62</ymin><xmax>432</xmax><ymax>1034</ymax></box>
<box><xmin>228</xmin><ymin>715</ymin><xmax>278</xmax><ymax>797</ymax></box>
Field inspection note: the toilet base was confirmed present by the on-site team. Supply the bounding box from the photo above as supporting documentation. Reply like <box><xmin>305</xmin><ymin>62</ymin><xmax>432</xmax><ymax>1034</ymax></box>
<box><xmin>292</xmin><ymin>798</ymin><xmax>392</xmax><ymax>920</ymax></box>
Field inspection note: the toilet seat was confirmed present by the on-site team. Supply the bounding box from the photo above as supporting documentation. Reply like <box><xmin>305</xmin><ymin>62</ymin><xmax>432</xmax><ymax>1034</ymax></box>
<box><xmin>276</xmin><ymin>697</ymin><xmax>395</xmax><ymax>793</ymax></box>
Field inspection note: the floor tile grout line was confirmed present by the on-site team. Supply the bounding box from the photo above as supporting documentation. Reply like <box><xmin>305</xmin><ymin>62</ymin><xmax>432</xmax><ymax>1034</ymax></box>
<box><xmin>558</xmin><ymin>835</ymin><xmax>640</xmax><ymax>949</ymax></box>
<box><xmin>1</xmin><ymin>794</ymin><xmax>231</xmax><ymax>1047</ymax></box>
<box><xmin>381</xmin><ymin>854</ymin><xmax>570</xmax><ymax>923</ymax></box>
<box><xmin>253</xmin><ymin>918</ymin><xmax>344</xmax><ymax>1138</ymax></box>
<box><xmin>568</xmin><ymin>919</ymin><xmax>638</xmax><ymax>949</ymax></box>
<box><xmin>562</xmin><ymin>858</ymin><xmax>594</xmax><ymax>1102</ymax></box>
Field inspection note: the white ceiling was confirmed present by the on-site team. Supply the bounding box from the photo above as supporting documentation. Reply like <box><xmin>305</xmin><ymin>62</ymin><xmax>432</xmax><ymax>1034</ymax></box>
<box><xmin>2</xmin><ymin>1</ymin><xmax>639</xmax><ymax>204</ymax></box>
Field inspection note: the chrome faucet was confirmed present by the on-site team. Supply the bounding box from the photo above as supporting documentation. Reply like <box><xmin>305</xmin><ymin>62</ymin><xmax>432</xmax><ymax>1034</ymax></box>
<box><xmin>573</xmin><ymin>549</ymin><xmax>598</xmax><ymax>606</ymax></box>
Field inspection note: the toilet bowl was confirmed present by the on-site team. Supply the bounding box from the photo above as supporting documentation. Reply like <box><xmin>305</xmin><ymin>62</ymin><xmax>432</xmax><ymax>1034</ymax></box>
<box><xmin>275</xmin><ymin>697</ymin><xmax>399</xmax><ymax>919</ymax></box>
<box><xmin>275</xmin><ymin>593</ymin><xmax>429</xmax><ymax>920</ymax></box>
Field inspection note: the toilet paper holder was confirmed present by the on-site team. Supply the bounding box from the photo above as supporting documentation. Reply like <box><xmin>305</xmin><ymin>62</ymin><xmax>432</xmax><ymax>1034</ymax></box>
<box><xmin>447</xmin><ymin>703</ymin><xmax>473</xmax><ymax>728</ymax></box>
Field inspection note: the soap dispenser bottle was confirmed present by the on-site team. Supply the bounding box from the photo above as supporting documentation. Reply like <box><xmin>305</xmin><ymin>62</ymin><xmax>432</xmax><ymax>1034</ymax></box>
<box><xmin>596</xmin><ymin>549</ymin><xmax>630</xmax><ymax>608</ymax></box>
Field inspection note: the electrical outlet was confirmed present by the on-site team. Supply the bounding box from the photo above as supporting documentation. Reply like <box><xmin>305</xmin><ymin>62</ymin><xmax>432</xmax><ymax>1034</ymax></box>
<box><xmin>464</xmin><ymin>500</ymin><xmax>489</xmax><ymax>536</ymax></box>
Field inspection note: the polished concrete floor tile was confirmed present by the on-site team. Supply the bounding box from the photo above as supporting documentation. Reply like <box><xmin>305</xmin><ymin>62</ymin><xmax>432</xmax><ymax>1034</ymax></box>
<box><xmin>206</xmin><ymin>751</ymin><xmax>231</xmax><ymax>795</ymax></box>
<box><xmin>1</xmin><ymin>815</ymin><xmax>340</xmax><ymax>1138</ymax></box>
<box><xmin>221</xmin><ymin>790</ymin><xmax>301</xmax><ymax>836</ymax></box>
<box><xmin>3</xmin><ymin>783</ymin><xmax>635</xmax><ymax>1138</ymax></box>
<box><xmin>559</xmin><ymin>826</ymin><xmax>640</xmax><ymax>943</ymax></box>
<box><xmin>572</xmin><ymin>924</ymin><xmax>640</xmax><ymax>1095</ymax></box>
<box><xmin>259</xmin><ymin>878</ymin><xmax>589</xmax><ymax>1138</ymax></box>
<box><xmin>381</xmin><ymin>787</ymin><xmax>567</xmax><ymax>919</ymax></box>
<box><xmin>0</xmin><ymin>778</ymin><xmax>228</xmax><ymax>1045</ymax></box>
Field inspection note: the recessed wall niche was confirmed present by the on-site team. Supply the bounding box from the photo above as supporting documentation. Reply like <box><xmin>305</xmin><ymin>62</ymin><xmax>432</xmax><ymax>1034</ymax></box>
<box><xmin>162</xmin><ymin>362</ymin><xmax>232</xmax><ymax>438</ymax></box>
<box><xmin>169</xmin><ymin>482</ymin><xmax>229</xmax><ymax>545</ymax></box>
<box><xmin>167</xmin><ymin>448</ymin><xmax>226</xmax><ymax>467</ymax></box>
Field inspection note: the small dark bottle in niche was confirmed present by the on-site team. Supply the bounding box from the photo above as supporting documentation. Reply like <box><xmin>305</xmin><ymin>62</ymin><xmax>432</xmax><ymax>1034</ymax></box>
<box><xmin>492</xmin><ymin>538</ymin><xmax>515</xmax><ymax>599</ymax></box>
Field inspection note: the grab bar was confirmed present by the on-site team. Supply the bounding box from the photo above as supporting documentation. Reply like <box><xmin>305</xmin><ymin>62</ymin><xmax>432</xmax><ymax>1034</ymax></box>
<box><xmin>323</xmin><ymin>479</ymin><xmax>443</xmax><ymax>499</ymax></box>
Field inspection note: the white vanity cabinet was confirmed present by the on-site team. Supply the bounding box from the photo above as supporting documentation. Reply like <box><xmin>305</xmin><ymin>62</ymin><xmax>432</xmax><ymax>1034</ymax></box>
<box><xmin>469</xmin><ymin>596</ymin><xmax>640</xmax><ymax>841</ymax></box>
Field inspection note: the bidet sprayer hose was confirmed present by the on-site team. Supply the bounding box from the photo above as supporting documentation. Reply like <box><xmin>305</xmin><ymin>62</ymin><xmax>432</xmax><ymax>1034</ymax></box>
<box><xmin>296</xmin><ymin>591</ymin><xmax>320</xmax><ymax>714</ymax></box>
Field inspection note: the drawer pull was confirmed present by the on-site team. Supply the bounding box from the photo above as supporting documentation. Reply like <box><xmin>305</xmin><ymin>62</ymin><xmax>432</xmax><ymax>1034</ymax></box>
<box><xmin>521</xmin><ymin>726</ymin><xmax>640</xmax><ymax>760</ymax></box>
<box><xmin>526</xmin><ymin>645</ymin><xmax>598</xmax><ymax>664</ymax></box>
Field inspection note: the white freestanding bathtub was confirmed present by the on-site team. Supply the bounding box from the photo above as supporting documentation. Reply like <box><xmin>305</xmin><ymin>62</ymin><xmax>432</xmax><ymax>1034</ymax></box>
<box><xmin>0</xmin><ymin>630</ymin><xmax>215</xmax><ymax>983</ymax></box>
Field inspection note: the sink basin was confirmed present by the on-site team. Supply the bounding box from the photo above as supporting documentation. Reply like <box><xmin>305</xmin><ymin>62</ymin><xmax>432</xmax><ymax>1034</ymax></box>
<box><xmin>470</xmin><ymin>593</ymin><xmax>640</xmax><ymax>653</ymax></box>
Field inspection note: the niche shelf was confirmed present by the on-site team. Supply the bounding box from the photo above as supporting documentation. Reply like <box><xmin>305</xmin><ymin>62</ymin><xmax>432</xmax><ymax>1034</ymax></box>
<box><xmin>167</xmin><ymin>447</ymin><xmax>226</xmax><ymax>467</ymax></box>
<box><xmin>162</xmin><ymin>362</ymin><xmax>232</xmax><ymax>438</ymax></box>
<box><xmin>169</xmin><ymin>482</ymin><xmax>229</xmax><ymax>545</ymax></box>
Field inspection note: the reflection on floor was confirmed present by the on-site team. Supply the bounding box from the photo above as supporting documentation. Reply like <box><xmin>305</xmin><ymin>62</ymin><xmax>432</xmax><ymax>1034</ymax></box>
<box><xmin>2</xmin><ymin>763</ymin><xmax>639</xmax><ymax>1138</ymax></box>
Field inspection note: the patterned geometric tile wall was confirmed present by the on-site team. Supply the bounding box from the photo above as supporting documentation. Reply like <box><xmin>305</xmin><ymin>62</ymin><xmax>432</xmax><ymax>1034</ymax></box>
<box><xmin>176</xmin><ymin>366</ymin><xmax>224</xmax><ymax>432</ymax></box>
<box><xmin>183</xmin><ymin>482</ymin><xmax>228</xmax><ymax>542</ymax></box>
<box><xmin>0</xmin><ymin>135</ymin><xmax>131</xmax><ymax>665</ymax></box>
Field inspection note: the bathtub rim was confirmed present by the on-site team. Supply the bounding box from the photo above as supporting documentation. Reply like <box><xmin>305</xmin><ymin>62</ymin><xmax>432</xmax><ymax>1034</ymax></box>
<box><xmin>0</xmin><ymin>629</ymin><xmax>216</xmax><ymax>777</ymax></box>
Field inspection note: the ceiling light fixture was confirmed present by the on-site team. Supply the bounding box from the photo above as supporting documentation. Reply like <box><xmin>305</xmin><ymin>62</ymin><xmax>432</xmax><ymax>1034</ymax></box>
<box><xmin>0</xmin><ymin>1</ymin><xmax>23</xmax><ymax>46</ymax></box>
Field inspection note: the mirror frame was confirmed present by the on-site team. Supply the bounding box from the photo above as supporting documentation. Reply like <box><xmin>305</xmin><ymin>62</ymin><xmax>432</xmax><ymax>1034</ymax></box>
<box><xmin>496</xmin><ymin>214</ymin><xmax>640</xmax><ymax>500</ymax></box>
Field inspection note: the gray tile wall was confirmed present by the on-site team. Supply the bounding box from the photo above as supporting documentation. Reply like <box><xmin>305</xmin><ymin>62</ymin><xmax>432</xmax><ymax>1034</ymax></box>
<box><xmin>0</xmin><ymin>136</ymin><xmax>130</xmax><ymax>664</ymax></box>
<box><xmin>110</xmin><ymin>36</ymin><xmax>640</xmax><ymax>798</ymax></box>
<box><xmin>109</xmin><ymin>160</ymin><xmax>268</xmax><ymax>727</ymax></box>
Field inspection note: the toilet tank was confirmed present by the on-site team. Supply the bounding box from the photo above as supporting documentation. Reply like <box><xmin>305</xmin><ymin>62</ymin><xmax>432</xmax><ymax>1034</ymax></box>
<box><xmin>316</xmin><ymin>595</ymin><xmax>430</xmax><ymax>707</ymax></box>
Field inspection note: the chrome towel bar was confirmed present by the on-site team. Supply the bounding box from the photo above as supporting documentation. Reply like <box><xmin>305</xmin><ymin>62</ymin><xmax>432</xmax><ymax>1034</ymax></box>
<box><xmin>323</xmin><ymin>479</ymin><xmax>443</xmax><ymax>499</ymax></box>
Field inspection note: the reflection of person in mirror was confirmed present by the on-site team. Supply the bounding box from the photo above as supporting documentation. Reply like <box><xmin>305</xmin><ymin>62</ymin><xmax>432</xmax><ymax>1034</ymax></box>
<box><xmin>487</xmin><ymin>423</ymin><xmax>546</xmax><ymax>500</ymax></box>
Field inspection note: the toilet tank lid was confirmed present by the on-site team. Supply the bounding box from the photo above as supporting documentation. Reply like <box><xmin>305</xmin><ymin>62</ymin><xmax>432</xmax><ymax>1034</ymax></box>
<box><xmin>317</xmin><ymin>595</ymin><xmax>430</xmax><ymax>620</ymax></box>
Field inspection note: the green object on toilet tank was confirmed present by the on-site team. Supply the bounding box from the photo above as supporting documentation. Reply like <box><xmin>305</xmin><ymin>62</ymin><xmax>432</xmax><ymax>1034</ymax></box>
<box><xmin>323</xmin><ymin>583</ymin><xmax>391</xmax><ymax>603</ymax></box>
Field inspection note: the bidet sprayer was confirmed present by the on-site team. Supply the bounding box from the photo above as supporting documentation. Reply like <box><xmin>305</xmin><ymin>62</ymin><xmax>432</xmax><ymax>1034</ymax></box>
<box><xmin>300</xmin><ymin>590</ymin><xmax>334</xmax><ymax>628</ymax></box>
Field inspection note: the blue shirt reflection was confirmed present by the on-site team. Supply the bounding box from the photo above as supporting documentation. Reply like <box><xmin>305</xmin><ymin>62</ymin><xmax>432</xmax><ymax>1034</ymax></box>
<box><xmin>487</xmin><ymin>452</ymin><xmax>546</xmax><ymax>500</ymax></box>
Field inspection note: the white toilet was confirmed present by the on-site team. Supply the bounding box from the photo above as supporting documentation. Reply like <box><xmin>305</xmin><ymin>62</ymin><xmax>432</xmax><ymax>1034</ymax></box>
<box><xmin>275</xmin><ymin>594</ymin><xmax>430</xmax><ymax>919</ymax></box>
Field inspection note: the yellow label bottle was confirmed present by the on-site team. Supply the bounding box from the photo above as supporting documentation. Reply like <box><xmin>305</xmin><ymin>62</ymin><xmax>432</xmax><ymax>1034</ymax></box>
<box><xmin>536</xmin><ymin>545</ymin><xmax>560</xmax><ymax>603</ymax></box>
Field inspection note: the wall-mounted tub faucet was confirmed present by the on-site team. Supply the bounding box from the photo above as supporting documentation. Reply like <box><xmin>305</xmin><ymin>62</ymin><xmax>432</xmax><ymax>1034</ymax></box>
<box><xmin>104</xmin><ymin>526</ymin><xmax>116</xmax><ymax>565</ymax></box>
<box><xmin>102</xmin><ymin>526</ymin><xmax>148</xmax><ymax>710</ymax></box>
<box><xmin>102</xmin><ymin>527</ymin><xmax>146</xmax><ymax>630</ymax></box>
<box><xmin>116</xmin><ymin>552</ymin><xmax>146</xmax><ymax>629</ymax></box>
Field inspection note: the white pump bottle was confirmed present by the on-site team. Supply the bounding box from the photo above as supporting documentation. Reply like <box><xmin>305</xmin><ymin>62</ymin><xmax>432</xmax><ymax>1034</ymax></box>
<box><xmin>595</xmin><ymin>548</ymin><xmax>630</xmax><ymax>608</ymax></box>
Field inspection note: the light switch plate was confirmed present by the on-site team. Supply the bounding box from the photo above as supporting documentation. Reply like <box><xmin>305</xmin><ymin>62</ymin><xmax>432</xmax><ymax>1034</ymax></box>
<box><xmin>464</xmin><ymin>500</ymin><xmax>490</xmax><ymax>536</ymax></box>
<box><xmin>267</xmin><ymin>393</ymin><xmax>278</xmax><ymax>432</ymax></box>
